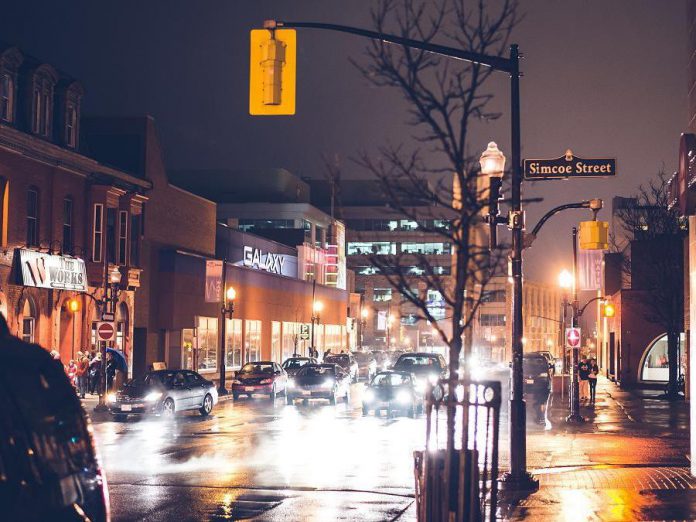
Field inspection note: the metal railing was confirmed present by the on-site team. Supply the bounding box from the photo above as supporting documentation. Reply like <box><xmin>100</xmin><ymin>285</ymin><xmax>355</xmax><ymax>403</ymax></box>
<box><xmin>414</xmin><ymin>379</ymin><xmax>502</xmax><ymax>522</ymax></box>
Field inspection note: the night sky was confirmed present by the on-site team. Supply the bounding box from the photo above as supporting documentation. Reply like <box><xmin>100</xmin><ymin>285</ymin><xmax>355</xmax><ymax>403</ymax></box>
<box><xmin>0</xmin><ymin>0</ymin><xmax>686</xmax><ymax>283</ymax></box>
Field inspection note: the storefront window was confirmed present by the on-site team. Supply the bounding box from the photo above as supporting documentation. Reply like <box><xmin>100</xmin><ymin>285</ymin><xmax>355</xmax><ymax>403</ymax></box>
<box><xmin>271</xmin><ymin>321</ymin><xmax>281</xmax><ymax>362</ymax></box>
<box><xmin>641</xmin><ymin>333</ymin><xmax>686</xmax><ymax>382</ymax></box>
<box><xmin>245</xmin><ymin>320</ymin><xmax>261</xmax><ymax>363</ymax></box>
<box><xmin>225</xmin><ymin>318</ymin><xmax>242</xmax><ymax>369</ymax></box>
<box><xmin>182</xmin><ymin>328</ymin><xmax>194</xmax><ymax>370</ymax></box>
<box><xmin>22</xmin><ymin>298</ymin><xmax>36</xmax><ymax>344</ymax></box>
<box><xmin>197</xmin><ymin>316</ymin><xmax>218</xmax><ymax>372</ymax></box>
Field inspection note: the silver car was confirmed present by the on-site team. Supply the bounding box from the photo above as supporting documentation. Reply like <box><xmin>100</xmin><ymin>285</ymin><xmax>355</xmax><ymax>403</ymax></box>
<box><xmin>108</xmin><ymin>369</ymin><xmax>219</xmax><ymax>420</ymax></box>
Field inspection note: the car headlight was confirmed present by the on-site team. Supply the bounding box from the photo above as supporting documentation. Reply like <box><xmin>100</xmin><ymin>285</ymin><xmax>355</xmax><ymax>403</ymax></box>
<box><xmin>322</xmin><ymin>379</ymin><xmax>334</xmax><ymax>389</ymax></box>
<box><xmin>396</xmin><ymin>390</ymin><xmax>412</xmax><ymax>404</ymax></box>
<box><xmin>260</xmin><ymin>378</ymin><xmax>273</xmax><ymax>384</ymax></box>
<box><xmin>364</xmin><ymin>389</ymin><xmax>375</xmax><ymax>403</ymax></box>
<box><xmin>539</xmin><ymin>372</ymin><xmax>548</xmax><ymax>378</ymax></box>
<box><xmin>144</xmin><ymin>391</ymin><xmax>163</xmax><ymax>402</ymax></box>
<box><xmin>106</xmin><ymin>392</ymin><xmax>117</xmax><ymax>404</ymax></box>
<box><xmin>288</xmin><ymin>378</ymin><xmax>295</xmax><ymax>388</ymax></box>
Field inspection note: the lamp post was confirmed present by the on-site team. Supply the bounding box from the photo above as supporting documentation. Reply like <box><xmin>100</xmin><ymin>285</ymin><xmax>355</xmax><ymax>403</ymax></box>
<box><xmin>558</xmin><ymin>269</ymin><xmax>572</xmax><ymax>403</ymax></box>
<box><xmin>311</xmin><ymin>300</ymin><xmax>323</xmax><ymax>356</ymax></box>
<box><xmin>359</xmin><ymin>307</ymin><xmax>368</xmax><ymax>351</ymax></box>
<box><xmin>68</xmin><ymin>297</ymin><xmax>80</xmax><ymax>360</ymax></box>
<box><xmin>218</xmin><ymin>285</ymin><xmax>236</xmax><ymax>395</ymax></box>
<box><xmin>565</xmin><ymin>229</ymin><xmax>585</xmax><ymax>423</ymax></box>
<box><xmin>96</xmin><ymin>266</ymin><xmax>122</xmax><ymax>411</ymax></box>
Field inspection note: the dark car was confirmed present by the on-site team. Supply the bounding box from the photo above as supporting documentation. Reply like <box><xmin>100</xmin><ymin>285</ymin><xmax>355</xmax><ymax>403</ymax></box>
<box><xmin>523</xmin><ymin>354</ymin><xmax>552</xmax><ymax>395</ymax></box>
<box><xmin>531</xmin><ymin>351</ymin><xmax>555</xmax><ymax>374</ymax></box>
<box><xmin>362</xmin><ymin>371</ymin><xmax>422</xmax><ymax>417</ymax></box>
<box><xmin>108</xmin><ymin>369</ymin><xmax>218</xmax><ymax>419</ymax></box>
<box><xmin>287</xmin><ymin>363</ymin><xmax>351</xmax><ymax>405</ymax></box>
<box><xmin>352</xmin><ymin>351</ymin><xmax>378</xmax><ymax>381</ymax></box>
<box><xmin>281</xmin><ymin>356</ymin><xmax>318</xmax><ymax>377</ymax></box>
<box><xmin>231</xmin><ymin>361</ymin><xmax>288</xmax><ymax>400</ymax></box>
<box><xmin>392</xmin><ymin>352</ymin><xmax>447</xmax><ymax>390</ymax></box>
<box><xmin>0</xmin><ymin>328</ymin><xmax>109</xmax><ymax>522</ymax></box>
<box><xmin>323</xmin><ymin>353</ymin><xmax>359</xmax><ymax>382</ymax></box>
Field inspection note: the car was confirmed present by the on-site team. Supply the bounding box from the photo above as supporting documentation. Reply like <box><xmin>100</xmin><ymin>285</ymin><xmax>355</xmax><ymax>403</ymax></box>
<box><xmin>282</xmin><ymin>356</ymin><xmax>318</xmax><ymax>376</ymax></box>
<box><xmin>287</xmin><ymin>363</ymin><xmax>352</xmax><ymax>405</ymax></box>
<box><xmin>523</xmin><ymin>354</ymin><xmax>552</xmax><ymax>396</ymax></box>
<box><xmin>231</xmin><ymin>361</ymin><xmax>288</xmax><ymax>400</ymax></box>
<box><xmin>108</xmin><ymin>369</ymin><xmax>218</xmax><ymax>419</ymax></box>
<box><xmin>531</xmin><ymin>351</ymin><xmax>556</xmax><ymax>374</ymax></box>
<box><xmin>323</xmin><ymin>353</ymin><xmax>359</xmax><ymax>382</ymax></box>
<box><xmin>0</xmin><ymin>328</ymin><xmax>109</xmax><ymax>521</ymax></box>
<box><xmin>392</xmin><ymin>352</ymin><xmax>448</xmax><ymax>390</ymax></box>
<box><xmin>362</xmin><ymin>371</ymin><xmax>423</xmax><ymax>417</ymax></box>
<box><xmin>352</xmin><ymin>351</ymin><xmax>378</xmax><ymax>381</ymax></box>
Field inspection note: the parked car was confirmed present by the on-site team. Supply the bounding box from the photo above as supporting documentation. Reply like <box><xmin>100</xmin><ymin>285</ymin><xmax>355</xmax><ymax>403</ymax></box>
<box><xmin>352</xmin><ymin>351</ymin><xmax>378</xmax><ymax>381</ymax></box>
<box><xmin>282</xmin><ymin>356</ymin><xmax>318</xmax><ymax>376</ymax></box>
<box><xmin>287</xmin><ymin>363</ymin><xmax>351</xmax><ymax>405</ymax></box>
<box><xmin>231</xmin><ymin>361</ymin><xmax>288</xmax><ymax>400</ymax></box>
<box><xmin>323</xmin><ymin>353</ymin><xmax>359</xmax><ymax>382</ymax></box>
<box><xmin>108</xmin><ymin>369</ymin><xmax>218</xmax><ymax>419</ymax></box>
<box><xmin>522</xmin><ymin>354</ymin><xmax>552</xmax><ymax>396</ymax></box>
<box><xmin>392</xmin><ymin>352</ymin><xmax>448</xmax><ymax>390</ymax></box>
<box><xmin>0</xmin><ymin>328</ymin><xmax>109</xmax><ymax>521</ymax></box>
<box><xmin>530</xmin><ymin>351</ymin><xmax>555</xmax><ymax>374</ymax></box>
<box><xmin>362</xmin><ymin>371</ymin><xmax>423</xmax><ymax>417</ymax></box>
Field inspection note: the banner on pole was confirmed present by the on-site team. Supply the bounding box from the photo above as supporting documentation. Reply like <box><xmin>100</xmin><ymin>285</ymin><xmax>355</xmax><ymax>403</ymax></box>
<box><xmin>578</xmin><ymin>250</ymin><xmax>603</xmax><ymax>291</ymax></box>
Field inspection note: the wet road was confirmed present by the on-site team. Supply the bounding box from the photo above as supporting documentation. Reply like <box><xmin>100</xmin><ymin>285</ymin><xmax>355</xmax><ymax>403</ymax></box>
<box><xmin>92</xmin><ymin>383</ymin><xmax>420</xmax><ymax>521</ymax></box>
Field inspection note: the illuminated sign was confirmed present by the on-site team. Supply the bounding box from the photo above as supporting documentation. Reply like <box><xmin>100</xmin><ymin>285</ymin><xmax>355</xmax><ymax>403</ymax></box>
<box><xmin>524</xmin><ymin>149</ymin><xmax>616</xmax><ymax>180</ymax></box>
<box><xmin>243</xmin><ymin>246</ymin><xmax>296</xmax><ymax>277</ymax></box>
<box><xmin>16</xmin><ymin>249</ymin><xmax>87</xmax><ymax>292</ymax></box>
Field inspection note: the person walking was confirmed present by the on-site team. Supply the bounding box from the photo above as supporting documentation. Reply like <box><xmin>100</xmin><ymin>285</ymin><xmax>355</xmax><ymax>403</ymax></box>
<box><xmin>76</xmin><ymin>352</ymin><xmax>89</xmax><ymax>399</ymax></box>
<box><xmin>578</xmin><ymin>357</ymin><xmax>590</xmax><ymax>401</ymax></box>
<box><xmin>89</xmin><ymin>353</ymin><xmax>102</xmax><ymax>395</ymax></box>
<box><xmin>66</xmin><ymin>359</ymin><xmax>78</xmax><ymax>389</ymax></box>
<box><xmin>105</xmin><ymin>352</ymin><xmax>116</xmax><ymax>392</ymax></box>
<box><xmin>588</xmin><ymin>358</ymin><xmax>599</xmax><ymax>403</ymax></box>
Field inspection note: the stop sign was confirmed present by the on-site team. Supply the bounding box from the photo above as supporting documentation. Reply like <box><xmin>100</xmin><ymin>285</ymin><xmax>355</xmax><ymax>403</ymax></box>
<box><xmin>96</xmin><ymin>322</ymin><xmax>116</xmax><ymax>341</ymax></box>
<box><xmin>565</xmin><ymin>327</ymin><xmax>581</xmax><ymax>348</ymax></box>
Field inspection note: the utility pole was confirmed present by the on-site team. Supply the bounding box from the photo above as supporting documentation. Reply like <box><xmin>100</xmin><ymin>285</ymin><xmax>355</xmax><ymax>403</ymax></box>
<box><xmin>567</xmin><ymin>227</ymin><xmax>584</xmax><ymax>423</ymax></box>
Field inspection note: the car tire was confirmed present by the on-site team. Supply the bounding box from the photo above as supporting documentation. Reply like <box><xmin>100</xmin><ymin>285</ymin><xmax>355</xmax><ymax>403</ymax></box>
<box><xmin>199</xmin><ymin>394</ymin><xmax>213</xmax><ymax>416</ymax></box>
<box><xmin>113</xmin><ymin>414</ymin><xmax>127</xmax><ymax>422</ymax></box>
<box><xmin>162</xmin><ymin>398</ymin><xmax>175</xmax><ymax>416</ymax></box>
<box><xmin>269</xmin><ymin>386</ymin><xmax>276</xmax><ymax>401</ymax></box>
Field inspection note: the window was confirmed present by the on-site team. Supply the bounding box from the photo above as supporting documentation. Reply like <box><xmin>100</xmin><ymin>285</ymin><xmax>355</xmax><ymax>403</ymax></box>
<box><xmin>65</xmin><ymin>104</ymin><xmax>77</xmax><ymax>148</ymax></box>
<box><xmin>106</xmin><ymin>208</ymin><xmax>116</xmax><ymax>263</ymax></box>
<box><xmin>426</xmin><ymin>290</ymin><xmax>445</xmax><ymax>305</ymax></box>
<box><xmin>479</xmin><ymin>314</ymin><xmax>506</xmax><ymax>327</ymax></box>
<box><xmin>32</xmin><ymin>74</ymin><xmax>54</xmax><ymax>137</ymax></box>
<box><xmin>21</xmin><ymin>298</ymin><xmax>36</xmax><ymax>344</ymax></box>
<box><xmin>0</xmin><ymin>73</ymin><xmax>13</xmax><ymax>122</ymax></box>
<box><xmin>197</xmin><ymin>316</ymin><xmax>218</xmax><ymax>372</ymax></box>
<box><xmin>26</xmin><ymin>188</ymin><xmax>39</xmax><ymax>247</ymax></box>
<box><xmin>237</xmin><ymin>219</ymin><xmax>294</xmax><ymax>231</ymax></box>
<box><xmin>62</xmin><ymin>197</ymin><xmax>73</xmax><ymax>253</ymax></box>
<box><xmin>130</xmin><ymin>214</ymin><xmax>141</xmax><ymax>267</ymax></box>
<box><xmin>272</xmin><ymin>321</ymin><xmax>281</xmax><ymax>362</ymax></box>
<box><xmin>225</xmin><ymin>318</ymin><xmax>243</xmax><ymax>369</ymax></box>
<box><xmin>481</xmin><ymin>289</ymin><xmax>506</xmax><ymax>303</ymax></box>
<box><xmin>373</xmin><ymin>288</ymin><xmax>393</xmax><ymax>302</ymax></box>
<box><xmin>347</xmin><ymin>242</ymin><xmax>396</xmax><ymax>255</ymax></box>
<box><xmin>315</xmin><ymin>225</ymin><xmax>324</xmax><ymax>249</ymax></box>
<box><xmin>401</xmin><ymin>242</ymin><xmax>451</xmax><ymax>255</ymax></box>
<box><xmin>245</xmin><ymin>320</ymin><xmax>262</xmax><ymax>363</ymax></box>
<box><xmin>640</xmin><ymin>333</ymin><xmax>686</xmax><ymax>382</ymax></box>
<box><xmin>118</xmin><ymin>210</ymin><xmax>128</xmax><ymax>265</ymax></box>
<box><xmin>92</xmin><ymin>204</ymin><xmax>103</xmax><ymax>262</ymax></box>
<box><xmin>182</xmin><ymin>328</ymin><xmax>194</xmax><ymax>370</ymax></box>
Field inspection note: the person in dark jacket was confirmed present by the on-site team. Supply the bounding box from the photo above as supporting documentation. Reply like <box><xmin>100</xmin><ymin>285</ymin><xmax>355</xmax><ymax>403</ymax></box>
<box><xmin>588</xmin><ymin>358</ymin><xmax>599</xmax><ymax>403</ymax></box>
<box><xmin>105</xmin><ymin>352</ymin><xmax>116</xmax><ymax>392</ymax></box>
<box><xmin>578</xmin><ymin>357</ymin><xmax>591</xmax><ymax>401</ymax></box>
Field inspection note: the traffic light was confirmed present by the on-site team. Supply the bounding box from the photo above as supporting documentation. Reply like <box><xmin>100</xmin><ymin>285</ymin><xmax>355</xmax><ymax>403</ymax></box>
<box><xmin>249</xmin><ymin>29</ymin><xmax>296</xmax><ymax>115</ymax></box>
<box><xmin>602</xmin><ymin>302</ymin><xmax>615</xmax><ymax>318</ymax></box>
<box><xmin>579</xmin><ymin>220</ymin><xmax>609</xmax><ymax>250</ymax></box>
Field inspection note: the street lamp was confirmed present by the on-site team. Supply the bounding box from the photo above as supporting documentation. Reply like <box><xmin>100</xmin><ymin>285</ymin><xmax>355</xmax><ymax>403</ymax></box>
<box><xmin>68</xmin><ymin>297</ymin><xmax>80</xmax><ymax>360</ymax></box>
<box><xmin>96</xmin><ymin>266</ymin><xmax>122</xmax><ymax>411</ymax></box>
<box><xmin>218</xmin><ymin>285</ymin><xmax>236</xmax><ymax>395</ymax></box>
<box><xmin>480</xmin><ymin>142</ymin><xmax>506</xmax><ymax>250</ymax></box>
<box><xmin>311</xmin><ymin>300</ymin><xmax>323</xmax><ymax>356</ymax></box>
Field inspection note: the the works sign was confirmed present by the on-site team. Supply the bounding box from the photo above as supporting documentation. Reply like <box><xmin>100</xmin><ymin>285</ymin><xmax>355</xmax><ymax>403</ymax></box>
<box><xmin>524</xmin><ymin>150</ymin><xmax>616</xmax><ymax>180</ymax></box>
<box><xmin>243</xmin><ymin>246</ymin><xmax>297</xmax><ymax>277</ymax></box>
<box><xmin>16</xmin><ymin>249</ymin><xmax>87</xmax><ymax>292</ymax></box>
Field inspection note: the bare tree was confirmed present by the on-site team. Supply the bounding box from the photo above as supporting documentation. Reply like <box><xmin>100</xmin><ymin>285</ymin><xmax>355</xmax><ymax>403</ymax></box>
<box><xmin>353</xmin><ymin>0</ymin><xmax>519</xmax><ymax>376</ymax></box>
<box><xmin>613</xmin><ymin>171</ymin><xmax>685</xmax><ymax>399</ymax></box>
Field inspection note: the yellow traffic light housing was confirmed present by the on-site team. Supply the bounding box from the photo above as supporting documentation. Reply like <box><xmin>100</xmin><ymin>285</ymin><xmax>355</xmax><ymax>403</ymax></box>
<box><xmin>579</xmin><ymin>220</ymin><xmax>608</xmax><ymax>250</ymax></box>
<box><xmin>249</xmin><ymin>29</ymin><xmax>296</xmax><ymax>115</ymax></box>
<box><xmin>602</xmin><ymin>302</ymin><xmax>615</xmax><ymax>318</ymax></box>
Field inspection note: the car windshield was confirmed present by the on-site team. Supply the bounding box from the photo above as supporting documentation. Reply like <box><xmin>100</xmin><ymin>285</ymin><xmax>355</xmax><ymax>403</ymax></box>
<box><xmin>324</xmin><ymin>354</ymin><xmax>348</xmax><ymax>364</ymax></box>
<box><xmin>283</xmin><ymin>358</ymin><xmax>310</xmax><ymax>369</ymax></box>
<box><xmin>372</xmin><ymin>373</ymin><xmax>410</xmax><ymax>386</ymax></box>
<box><xmin>298</xmin><ymin>366</ymin><xmax>335</xmax><ymax>377</ymax></box>
<box><xmin>239</xmin><ymin>363</ymin><xmax>274</xmax><ymax>374</ymax></box>
<box><xmin>352</xmin><ymin>352</ymin><xmax>372</xmax><ymax>362</ymax></box>
<box><xmin>524</xmin><ymin>358</ymin><xmax>548</xmax><ymax>373</ymax></box>
<box><xmin>128</xmin><ymin>372</ymin><xmax>168</xmax><ymax>387</ymax></box>
<box><xmin>394</xmin><ymin>355</ymin><xmax>440</xmax><ymax>369</ymax></box>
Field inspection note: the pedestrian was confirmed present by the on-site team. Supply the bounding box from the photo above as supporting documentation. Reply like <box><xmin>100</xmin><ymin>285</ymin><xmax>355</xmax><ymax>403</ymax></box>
<box><xmin>324</xmin><ymin>348</ymin><xmax>331</xmax><ymax>360</ymax></box>
<box><xmin>588</xmin><ymin>358</ymin><xmax>599</xmax><ymax>403</ymax></box>
<box><xmin>105</xmin><ymin>352</ymin><xmax>116</xmax><ymax>392</ymax></box>
<box><xmin>89</xmin><ymin>353</ymin><xmax>102</xmax><ymax>394</ymax></box>
<box><xmin>76</xmin><ymin>352</ymin><xmax>89</xmax><ymax>399</ymax></box>
<box><xmin>578</xmin><ymin>357</ymin><xmax>590</xmax><ymax>400</ymax></box>
<box><xmin>66</xmin><ymin>359</ymin><xmax>78</xmax><ymax>389</ymax></box>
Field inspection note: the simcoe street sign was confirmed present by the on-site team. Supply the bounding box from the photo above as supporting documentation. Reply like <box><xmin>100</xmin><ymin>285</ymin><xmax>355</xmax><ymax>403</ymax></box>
<box><xmin>524</xmin><ymin>149</ymin><xmax>616</xmax><ymax>180</ymax></box>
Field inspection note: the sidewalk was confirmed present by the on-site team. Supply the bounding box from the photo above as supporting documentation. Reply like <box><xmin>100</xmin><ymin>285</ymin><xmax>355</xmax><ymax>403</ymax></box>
<box><xmin>499</xmin><ymin>378</ymin><xmax>694</xmax><ymax>521</ymax></box>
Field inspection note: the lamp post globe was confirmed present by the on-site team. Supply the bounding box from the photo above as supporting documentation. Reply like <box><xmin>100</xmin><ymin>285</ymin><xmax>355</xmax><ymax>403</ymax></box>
<box><xmin>226</xmin><ymin>286</ymin><xmax>236</xmax><ymax>302</ymax></box>
<box><xmin>479</xmin><ymin>141</ymin><xmax>506</xmax><ymax>178</ymax></box>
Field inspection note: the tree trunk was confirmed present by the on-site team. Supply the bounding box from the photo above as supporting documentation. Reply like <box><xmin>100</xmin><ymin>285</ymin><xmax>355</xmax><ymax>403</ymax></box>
<box><xmin>666</xmin><ymin>330</ymin><xmax>680</xmax><ymax>400</ymax></box>
<box><xmin>444</xmin><ymin>333</ymin><xmax>462</xmax><ymax>515</ymax></box>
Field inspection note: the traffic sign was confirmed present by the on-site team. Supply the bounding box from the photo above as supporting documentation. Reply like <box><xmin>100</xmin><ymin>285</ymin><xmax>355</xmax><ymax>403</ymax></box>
<box><xmin>524</xmin><ymin>149</ymin><xmax>616</xmax><ymax>180</ymax></box>
<box><xmin>101</xmin><ymin>312</ymin><xmax>115</xmax><ymax>322</ymax></box>
<box><xmin>299</xmin><ymin>324</ymin><xmax>310</xmax><ymax>340</ymax></box>
<box><xmin>565</xmin><ymin>327</ymin><xmax>581</xmax><ymax>348</ymax></box>
<box><xmin>96</xmin><ymin>321</ymin><xmax>116</xmax><ymax>342</ymax></box>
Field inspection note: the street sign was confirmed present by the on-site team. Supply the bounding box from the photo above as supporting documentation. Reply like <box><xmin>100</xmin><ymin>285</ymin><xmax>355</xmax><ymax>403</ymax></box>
<box><xmin>96</xmin><ymin>321</ymin><xmax>116</xmax><ymax>342</ymax></box>
<box><xmin>101</xmin><ymin>312</ymin><xmax>115</xmax><ymax>322</ymax></box>
<box><xmin>565</xmin><ymin>327</ymin><xmax>581</xmax><ymax>348</ymax></box>
<box><xmin>524</xmin><ymin>149</ymin><xmax>616</xmax><ymax>180</ymax></box>
<box><xmin>299</xmin><ymin>324</ymin><xmax>310</xmax><ymax>340</ymax></box>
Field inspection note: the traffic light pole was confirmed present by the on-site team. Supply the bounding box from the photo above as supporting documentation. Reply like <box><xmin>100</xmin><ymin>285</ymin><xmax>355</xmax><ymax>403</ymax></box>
<box><xmin>567</xmin><ymin>227</ymin><xmax>584</xmax><ymax>423</ymax></box>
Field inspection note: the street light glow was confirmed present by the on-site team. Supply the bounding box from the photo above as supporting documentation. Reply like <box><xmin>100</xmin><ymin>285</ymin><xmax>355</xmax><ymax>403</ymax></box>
<box><xmin>479</xmin><ymin>141</ymin><xmax>506</xmax><ymax>178</ymax></box>
<box><xmin>558</xmin><ymin>269</ymin><xmax>573</xmax><ymax>290</ymax></box>
<box><xmin>361</xmin><ymin>307</ymin><xmax>368</xmax><ymax>319</ymax></box>
<box><xmin>226</xmin><ymin>286</ymin><xmax>236</xmax><ymax>301</ymax></box>
<box><xmin>313</xmin><ymin>300</ymin><xmax>324</xmax><ymax>314</ymax></box>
